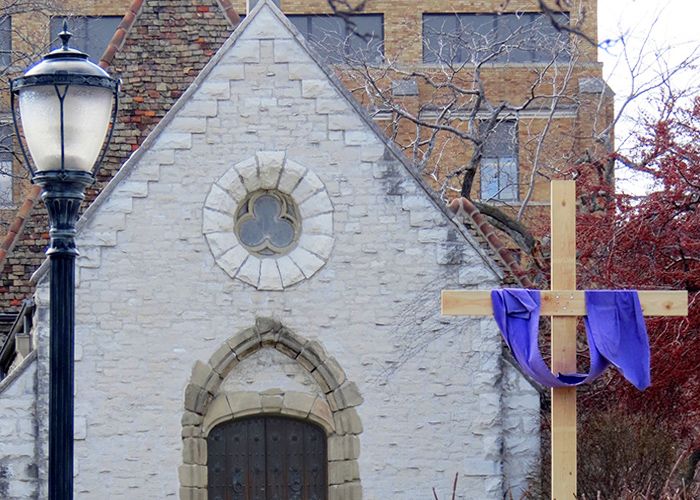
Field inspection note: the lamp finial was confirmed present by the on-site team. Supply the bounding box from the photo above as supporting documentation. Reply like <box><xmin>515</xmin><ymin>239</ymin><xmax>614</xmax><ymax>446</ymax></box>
<box><xmin>59</xmin><ymin>20</ymin><xmax>72</xmax><ymax>50</ymax></box>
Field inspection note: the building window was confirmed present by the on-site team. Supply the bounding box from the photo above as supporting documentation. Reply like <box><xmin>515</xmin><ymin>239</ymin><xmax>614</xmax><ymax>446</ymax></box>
<box><xmin>50</xmin><ymin>16</ymin><xmax>122</xmax><ymax>63</ymax></box>
<box><xmin>0</xmin><ymin>16</ymin><xmax>10</xmax><ymax>67</ymax></box>
<box><xmin>0</xmin><ymin>122</ymin><xmax>13</xmax><ymax>206</ymax></box>
<box><xmin>288</xmin><ymin>14</ymin><xmax>384</xmax><ymax>64</ymax></box>
<box><xmin>235</xmin><ymin>190</ymin><xmax>301</xmax><ymax>256</ymax></box>
<box><xmin>480</xmin><ymin>121</ymin><xmax>519</xmax><ymax>201</ymax></box>
<box><xmin>423</xmin><ymin>12</ymin><xmax>569</xmax><ymax>64</ymax></box>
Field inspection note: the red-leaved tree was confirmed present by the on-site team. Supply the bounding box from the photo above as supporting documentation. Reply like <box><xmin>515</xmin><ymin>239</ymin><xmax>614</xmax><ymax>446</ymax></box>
<box><xmin>575</xmin><ymin>95</ymin><xmax>700</xmax><ymax>445</ymax></box>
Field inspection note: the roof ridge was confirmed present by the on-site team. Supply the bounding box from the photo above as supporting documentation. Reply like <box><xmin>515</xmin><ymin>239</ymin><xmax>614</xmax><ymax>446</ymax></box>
<box><xmin>0</xmin><ymin>0</ymin><xmax>243</xmax><ymax>278</ymax></box>
<box><xmin>448</xmin><ymin>198</ymin><xmax>533</xmax><ymax>288</ymax></box>
<box><xmin>98</xmin><ymin>0</ymin><xmax>145</xmax><ymax>69</ymax></box>
<box><xmin>0</xmin><ymin>185</ymin><xmax>41</xmax><ymax>270</ymax></box>
<box><xmin>216</xmin><ymin>0</ymin><xmax>242</xmax><ymax>26</ymax></box>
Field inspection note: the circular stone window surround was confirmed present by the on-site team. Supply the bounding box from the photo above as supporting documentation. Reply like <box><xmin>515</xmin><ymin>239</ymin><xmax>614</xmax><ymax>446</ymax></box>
<box><xmin>203</xmin><ymin>151</ymin><xmax>334</xmax><ymax>290</ymax></box>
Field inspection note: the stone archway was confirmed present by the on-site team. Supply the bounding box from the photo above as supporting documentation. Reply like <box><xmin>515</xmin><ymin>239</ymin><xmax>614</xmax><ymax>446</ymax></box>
<box><xmin>179</xmin><ymin>318</ymin><xmax>363</xmax><ymax>500</ymax></box>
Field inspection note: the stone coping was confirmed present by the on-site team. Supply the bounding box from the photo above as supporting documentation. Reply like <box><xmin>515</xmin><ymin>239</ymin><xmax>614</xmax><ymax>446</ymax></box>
<box><xmin>0</xmin><ymin>350</ymin><xmax>36</xmax><ymax>395</ymax></box>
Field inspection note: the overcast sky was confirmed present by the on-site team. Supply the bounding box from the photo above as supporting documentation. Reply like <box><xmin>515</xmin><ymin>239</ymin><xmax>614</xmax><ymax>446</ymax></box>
<box><xmin>597</xmin><ymin>0</ymin><xmax>699</xmax><ymax>191</ymax></box>
<box><xmin>597</xmin><ymin>0</ymin><xmax>699</xmax><ymax>140</ymax></box>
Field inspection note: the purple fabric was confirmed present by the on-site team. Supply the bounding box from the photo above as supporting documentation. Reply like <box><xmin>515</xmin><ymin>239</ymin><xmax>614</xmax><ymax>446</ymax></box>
<box><xmin>491</xmin><ymin>289</ymin><xmax>650</xmax><ymax>390</ymax></box>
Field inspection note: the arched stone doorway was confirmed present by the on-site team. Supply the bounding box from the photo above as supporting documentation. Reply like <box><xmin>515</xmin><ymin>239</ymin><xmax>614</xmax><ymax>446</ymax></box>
<box><xmin>179</xmin><ymin>319</ymin><xmax>363</xmax><ymax>500</ymax></box>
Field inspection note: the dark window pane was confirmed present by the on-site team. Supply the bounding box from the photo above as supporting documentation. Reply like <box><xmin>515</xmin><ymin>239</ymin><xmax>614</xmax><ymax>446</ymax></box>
<box><xmin>423</xmin><ymin>14</ymin><xmax>458</xmax><ymax>64</ymax></box>
<box><xmin>85</xmin><ymin>17</ymin><xmax>121</xmax><ymax>61</ymax></box>
<box><xmin>309</xmin><ymin>15</ymin><xmax>346</xmax><ymax>64</ymax></box>
<box><xmin>496</xmin><ymin>12</ymin><xmax>533</xmax><ymax>63</ymax></box>
<box><xmin>480</xmin><ymin>121</ymin><xmax>519</xmax><ymax>201</ymax></box>
<box><xmin>498</xmin><ymin>157</ymin><xmax>519</xmax><ymax>200</ymax></box>
<box><xmin>423</xmin><ymin>12</ymin><xmax>569</xmax><ymax>64</ymax></box>
<box><xmin>457</xmin><ymin>14</ymin><xmax>498</xmax><ymax>64</ymax></box>
<box><xmin>0</xmin><ymin>123</ymin><xmax>12</xmax><ymax>206</ymax></box>
<box><xmin>531</xmin><ymin>12</ymin><xmax>570</xmax><ymax>62</ymax></box>
<box><xmin>481</xmin><ymin>121</ymin><xmax>517</xmax><ymax>156</ymax></box>
<box><xmin>0</xmin><ymin>123</ymin><xmax>12</xmax><ymax>162</ymax></box>
<box><xmin>237</xmin><ymin>193</ymin><xmax>298</xmax><ymax>253</ymax></box>
<box><xmin>347</xmin><ymin>14</ymin><xmax>384</xmax><ymax>63</ymax></box>
<box><xmin>289</xmin><ymin>14</ymin><xmax>383</xmax><ymax>64</ymax></box>
<box><xmin>480</xmin><ymin>158</ymin><xmax>500</xmax><ymax>200</ymax></box>
<box><xmin>50</xmin><ymin>16</ymin><xmax>121</xmax><ymax>63</ymax></box>
<box><xmin>1</xmin><ymin>16</ymin><xmax>11</xmax><ymax>66</ymax></box>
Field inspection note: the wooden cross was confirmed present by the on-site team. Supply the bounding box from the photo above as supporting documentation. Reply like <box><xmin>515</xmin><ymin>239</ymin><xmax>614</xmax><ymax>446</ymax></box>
<box><xmin>441</xmin><ymin>180</ymin><xmax>688</xmax><ymax>499</ymax></box>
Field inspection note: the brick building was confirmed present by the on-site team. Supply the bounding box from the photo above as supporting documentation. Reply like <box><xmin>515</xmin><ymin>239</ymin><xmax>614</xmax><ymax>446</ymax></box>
<box><xmin>0</xmin><ymin>0</ymin><xmax>611</xmax><ymax>498</ymax></box>
<box><xmin>0</xmin><ymin>0</ymin><xmax>611</xmax><ymax>317</ymax></box>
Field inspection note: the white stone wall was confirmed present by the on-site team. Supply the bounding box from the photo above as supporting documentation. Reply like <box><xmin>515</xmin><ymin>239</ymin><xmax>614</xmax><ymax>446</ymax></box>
<box><xmin>502</xmin><ymin>357</ymin><xmax>541</xmax><ymax>497</ymax></box>
<box><xmin>0</xmin><ymin>356</ymin><xmax>38</xmax><ymax>500</ymax></box>
<box><xmin>23</xmin><ymin>3</ymin><xmax>539</xmax><ymax>499</ymax></box>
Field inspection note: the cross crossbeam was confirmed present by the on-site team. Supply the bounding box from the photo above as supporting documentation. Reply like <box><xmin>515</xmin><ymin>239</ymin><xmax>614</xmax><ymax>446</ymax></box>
<box><xmin>440</xmin><ymin>180</ymin><xmax>688</xmax><ymax>500</ymax></box>
<box><xmin>442</xmin><ymin>289</ymin><xmax>688</xmax><ymax>317</ymax></box>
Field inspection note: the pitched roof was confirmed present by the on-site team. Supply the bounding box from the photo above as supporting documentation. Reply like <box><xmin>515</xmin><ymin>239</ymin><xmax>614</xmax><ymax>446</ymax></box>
<box><xmin>0</xmin><ymin>0</ymin><xmax>241</xmax><ymax>312</ymax></box>
<box><xmin>1</xmin><ymin>0</ymin><xmax>520</xmax><ymax>316</ymax></box>
<box><xmin>28</xmin><ymin>0</ymin><xmax>509</xmax><ymax>285</ymax></box>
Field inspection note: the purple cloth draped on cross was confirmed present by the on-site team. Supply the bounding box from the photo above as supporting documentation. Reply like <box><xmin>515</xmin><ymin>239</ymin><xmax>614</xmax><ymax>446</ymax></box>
<box><xmin>491</xmin><ymin>289</ymin><xmax>651</xmax><ymax>390</ymax></box>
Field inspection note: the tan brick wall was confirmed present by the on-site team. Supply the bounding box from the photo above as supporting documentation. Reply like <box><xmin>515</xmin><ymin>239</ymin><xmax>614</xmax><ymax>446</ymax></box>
<box><xmin>3</xmin><ymin>0</ymin><xmax>603</xmax><ymax>211</ymax></box>
<box><xmin>231</xmin><ymin>0</ymin><xmax>599</xmax><ymax>62</ymax></box>
<box><xmin>0</xmin><ymin>0</ymin><xmax>610</xmax><ymax>310</ymax></box>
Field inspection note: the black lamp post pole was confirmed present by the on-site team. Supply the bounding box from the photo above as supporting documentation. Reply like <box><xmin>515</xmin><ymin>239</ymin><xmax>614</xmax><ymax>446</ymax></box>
<box><xmin>9</xmin><ymin>22</ymin><xmax>118</xmax><ymax>499</ymax></box>
<box><xmin>37</xmin><ymin>171</ymin><xmax>94</xmax><ymax>500</ymax></box>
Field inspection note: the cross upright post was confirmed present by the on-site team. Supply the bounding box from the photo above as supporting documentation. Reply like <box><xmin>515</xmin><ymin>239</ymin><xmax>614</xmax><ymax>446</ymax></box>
<box><xmin>549</xmin><ymin>181</ymin><xmax>578</xmax><ymax>499</ymax></box>
<box><xmin>441</xmin><ymin>180</ymin><xmax>688</xmax><ymax>499</ymax></box>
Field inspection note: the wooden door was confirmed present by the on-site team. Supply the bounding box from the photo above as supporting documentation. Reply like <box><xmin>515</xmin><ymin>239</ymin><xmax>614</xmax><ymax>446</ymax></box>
<box><xmin>208</xmin><ymin>416</ymin><xmax>327</xmax><ymax>500</ymax></box>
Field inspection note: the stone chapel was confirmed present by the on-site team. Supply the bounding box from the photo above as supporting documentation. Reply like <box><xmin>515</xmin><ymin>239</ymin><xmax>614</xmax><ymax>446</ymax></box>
<box><xmin>0</xmin><ymin>1</ymin><xmax>540</xmax><ymax>498</ymax></box>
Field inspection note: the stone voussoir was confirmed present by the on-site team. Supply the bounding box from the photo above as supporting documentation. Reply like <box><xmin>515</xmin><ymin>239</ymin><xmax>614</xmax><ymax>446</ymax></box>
<box><xmin>327</xmin><ymin>381</ymin><xmax>364</xmax><ymax>411</ymax></box>
<box><xmin>189</xmin><ymin>361</ymin><xmax>217</xmax><ymax>394</ymax></box>
<box><xmin>274</xmin><ymin>328</ymin><xmax>308</xmax><ymax>358</ymax></box>
<box><xmin>297</xmin><ymin>340</ymin><xmax>329</xmax><ymax>372</ymax></box>
<box><xmin>226</xmin><ymin>391</ymin><xmax>263</xmax><ymax>417</ymax></box>
<box><xmin>226</xmin><ymin>328</ymin><xmax>261</xmax><ymax>360</ymax></box>
<box><xmin>281</xmin><ymin>391</ymin><xmax>316</xmax><ymax>418</ymax></box>
<box><xmin>313</xmin><ymin>356</ymin><xmax>346</xmax><ymax>393</ymax></box>
<box><xmin>255</xmin><ymin>317</ymin><xmax>283</xmax><ymax>345</ymax></box>
<box><xmin>184</xmin><ymin>383</ymin><xmax>212</xmax><ymax>415</ymax></box>
<box><xmin>309</xmin><ymin>396</ymin><xmax>335</xmax><ymax>433</ymax></box>
<box><xmin>207</xmin><ymin>343</ymin><xmax>239</xmax><ymax>378</ymax></box>
<box><xmin>202</xmin><ymin>394</ymin><xmax>234</xmax><ymax>434</ymax></box>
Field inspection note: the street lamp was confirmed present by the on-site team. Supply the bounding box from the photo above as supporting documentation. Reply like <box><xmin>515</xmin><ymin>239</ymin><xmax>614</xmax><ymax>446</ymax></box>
<box><xmin>10</xmin><ymin>22</ymin><xmax>119</xmax><ymax>500</ymax></box>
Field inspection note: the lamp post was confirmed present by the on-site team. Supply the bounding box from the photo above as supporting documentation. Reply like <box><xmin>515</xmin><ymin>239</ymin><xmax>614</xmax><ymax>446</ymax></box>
<box><xmin>10</xmin><ymin>22</ymin><xmax>119</xmax><ymax>500</ymax></box>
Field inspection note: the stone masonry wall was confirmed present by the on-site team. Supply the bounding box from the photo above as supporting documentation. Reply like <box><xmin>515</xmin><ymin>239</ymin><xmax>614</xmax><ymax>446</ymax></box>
<box><xmin>26</xmin><ymin>4</ymin><xmax>539</xmax><ymax>499</ymax></box>
<box><xmin>0</xmin><ymin>355</ymin><xmax>38</xmax><ymax>500</ymax></box>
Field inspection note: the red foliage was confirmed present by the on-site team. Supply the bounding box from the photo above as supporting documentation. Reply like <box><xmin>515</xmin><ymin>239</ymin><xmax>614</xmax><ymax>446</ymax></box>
<box><xmin>575</xmin><ymin>96</ymin><xmax>700</xmax><ymax>442</ymax></box>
